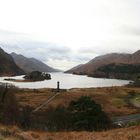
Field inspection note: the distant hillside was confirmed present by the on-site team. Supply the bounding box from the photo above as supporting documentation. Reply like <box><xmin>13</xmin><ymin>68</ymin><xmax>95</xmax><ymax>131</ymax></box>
<box><xmin>91</xmin><ymin>63</ymin><xmax>140</xmax><ymax>80</ymax></box>
<box><xmin>65</xmin><ymin>50</ymin><xmax>140</xmax><ymax>79</ymax></box>
<box><xmin>0</xmin><ymin>48</ymin><xmax>25</xmax><ymax>76</ymax></box>
<box><xmin>11</xmin><ymin>52</ymin><xmax>60</xmax><ymax>73</ymax></box>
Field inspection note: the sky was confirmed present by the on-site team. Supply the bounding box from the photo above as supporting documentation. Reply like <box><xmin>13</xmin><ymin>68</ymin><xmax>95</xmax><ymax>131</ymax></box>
<box><xmin>0</xmin><ymin>0</ymin><xmax>140</xmax><ymax>70</ymax></box>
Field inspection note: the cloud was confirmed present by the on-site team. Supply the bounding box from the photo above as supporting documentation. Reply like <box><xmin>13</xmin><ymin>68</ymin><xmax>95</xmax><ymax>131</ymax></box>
<box><xmin>0</xmin><ymin>30</ymin><xmax>82</xmax><ymax>70</ymax></box>
<box><xmin>0</xmin><ymin>29</ymin><xmax>29</xmax><ymax>44</ymax></box>
<box><xmin>121</xmin><ymin>25</ymin><xmax>140</xmax><ymax>36</ymax></box>
<box><xmin>1</xmin><ymin>27</ymin><xmax>140</xmax><ymax>71</ymax></box>
<box><xmin>0</xmin><ymin>0</ymin><xmax>140</xmax><ymax>70</ymax></box>
<box><xmin>46</xmin><ymin>59</ymin><xmax>80</xmax><ymax>71</ymax></box>
<box><xmin>1</xmin><ymin>40</ymin><xmax>72</xmax><ymax>61</ymax></box>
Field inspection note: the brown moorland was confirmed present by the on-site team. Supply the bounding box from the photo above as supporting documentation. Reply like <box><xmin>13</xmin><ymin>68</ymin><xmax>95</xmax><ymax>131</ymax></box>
<box><xmin>1</xmin><ymin>86</ymin><xmax>140</xmax><ymax>140</ymax></box>
<box><xmin>16</xmin><ymin>86</ymin><xmax>140</xmax><ymax>116</ymax></box>
<box><xmin>0</xmin><ymin>124</ymin><xmax>140</xmax><ymax>140</ymax></box>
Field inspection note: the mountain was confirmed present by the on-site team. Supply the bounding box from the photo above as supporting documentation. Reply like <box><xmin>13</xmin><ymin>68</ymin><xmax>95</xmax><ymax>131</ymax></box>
<box><xmin>0</xmin><ymin>48</ymin><xmax>25</xmax><ymax>76</ymax></box>
<box><xmin>131</xmin><ymin>50</ymin><xmax>140</xmax><ymax>63</ymax></box>
<box><xmin>11</xmin><ymin>52</ymin><xmax>60</xmax><ymax>73</ymax></box>
<box><xmin>66</xmin><ymin>53</ymin><xmax>131</xmax><ymax>74</ymax></box>
<box><xmin>65</xmin><ymin>50</ymin><xmax>140</xmax><ymax>79</ymax></box>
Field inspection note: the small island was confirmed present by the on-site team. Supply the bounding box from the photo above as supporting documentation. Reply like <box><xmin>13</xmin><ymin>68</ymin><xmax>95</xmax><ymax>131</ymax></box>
<box><xmin>24</xmin><ymin>71</ymin><xmax>51</xmax><ymax>81</ymax></box>
<box><xmin>5</xmin><ymin>71</ymin><xmax>51</xmax><ymax>82</ymax></box>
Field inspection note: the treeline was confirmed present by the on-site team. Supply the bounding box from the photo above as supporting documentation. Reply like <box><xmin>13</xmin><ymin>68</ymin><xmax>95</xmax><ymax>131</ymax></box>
<box><xmin>90</xmin><ymin>63</ymin><xmax>140</xmax><ymax>80</ymax></box>
<box><xmin>98</xmin><ymin>64</ymin><xmax>140</xmax><ymax>74</ymax></box>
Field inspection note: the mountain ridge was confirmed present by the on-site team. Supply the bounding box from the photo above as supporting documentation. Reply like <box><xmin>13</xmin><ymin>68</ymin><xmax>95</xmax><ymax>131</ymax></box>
<box><xmin>0</xmin><ymin>48</ymin><xmax>25</xmax><ymax>76</ymax></box>
<box><xmin>11</xmin><ymin>52</ymin><xmax>60</xmax><ymax>73</ymax></box>
<box><xmin>65</xmin><ymin>50</ymin><xmax>140</xmax><ymax>77</ymax></box>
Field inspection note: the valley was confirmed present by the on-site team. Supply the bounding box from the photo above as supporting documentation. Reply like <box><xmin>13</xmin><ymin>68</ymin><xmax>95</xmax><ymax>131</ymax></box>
<box><xmin>0</xmin><ymin>1</ymin><xmax>140</xmax><ymax>139</ymax></box>
<box><xmin>0</xmin><ymin>47</ymin><xmax>140</xmax><ymax>140</ymax></box>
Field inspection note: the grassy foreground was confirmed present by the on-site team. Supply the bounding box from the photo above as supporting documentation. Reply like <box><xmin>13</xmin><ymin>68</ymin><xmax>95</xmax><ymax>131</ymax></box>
<box><xmin>1</xmin><ymin>86</ymin><xmax>140</xmax><ymax>139</ymax></box>
<box><xmin>16</xmin><ymin>86</ymin><xmax>140</xmax><ymax>116</ymax></box>
<box><xmin>0</xmin><ymin>124</ymin><xmax>140</xmax><ymax>140</ymax></box>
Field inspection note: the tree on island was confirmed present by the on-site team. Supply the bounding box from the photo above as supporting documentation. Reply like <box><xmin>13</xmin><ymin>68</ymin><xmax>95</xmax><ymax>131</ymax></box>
<box><xmin>24</xmin><ymin>71</ymin><xmax>51</xmax><ymax>81</ymax></box>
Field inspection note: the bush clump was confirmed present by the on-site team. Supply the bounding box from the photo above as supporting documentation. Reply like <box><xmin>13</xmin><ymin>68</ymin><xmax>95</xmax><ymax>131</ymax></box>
<box><xmin>0</xmin><ymin>83</ymin><xmax>20</xmax><ymax>125</ymax></box>
<box><xmin>44</xmin><ymin>96</ymin><xmax>111</xmax><ymax>131</ymax></box>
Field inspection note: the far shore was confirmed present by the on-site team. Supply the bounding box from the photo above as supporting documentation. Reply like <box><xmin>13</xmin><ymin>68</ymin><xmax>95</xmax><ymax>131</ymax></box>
<box><xmin>4</xmin><ymin>78</ymin><xmax>41</xmax><ymax>82</ymax></box>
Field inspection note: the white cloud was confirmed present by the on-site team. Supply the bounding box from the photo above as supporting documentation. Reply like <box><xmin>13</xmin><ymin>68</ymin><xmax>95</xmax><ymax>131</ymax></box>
<box><xmin>46</xmin><ymin>59</ymin><xmax>81</xmax><ymax>71</ymax></box>
<box><xmin>0</xmin><ymin>0</ymin><xmax>140</xmax><ymax>70</ymax></box>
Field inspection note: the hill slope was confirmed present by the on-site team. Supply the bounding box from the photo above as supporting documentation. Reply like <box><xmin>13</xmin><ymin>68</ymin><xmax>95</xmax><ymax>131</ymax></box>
<box><xmin>92</xmin><ymin>63</ymin><xmax>140</xmax><ymax>80</ymax></box>
<box><xmin>66</xmin><ymin>50</ymin><xmax>140</xmax><ymax>78</ymax></box>
<box><xmin>11</xmin><ymin>52</ymin><xmax>60</xmax><ymax>73</ymax></box>
<box><xmin>0</xmin><ymin>48</ymin><xmax>25</xmax><ymax>76</ymax></box>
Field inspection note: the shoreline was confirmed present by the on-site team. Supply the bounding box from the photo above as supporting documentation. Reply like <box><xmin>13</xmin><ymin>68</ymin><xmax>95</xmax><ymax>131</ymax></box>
<box><xmin>4</xmin><ymin>78</ymin><xmax>44</xmax><ymax>82</ymax></box>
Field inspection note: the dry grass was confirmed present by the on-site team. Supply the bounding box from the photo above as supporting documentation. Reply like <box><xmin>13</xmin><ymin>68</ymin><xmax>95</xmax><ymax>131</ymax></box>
<box><xmin>36</xmin><ymin>126</ymin><xmax>140</xmax><ymax>140</ymax></box>
<box><xmin>0</xmin><ymin>124</ymin><xmax>140</xmax><ymax>140</ymax></box>
<box><xmin>1</xmin><ymin>87</ymin><xmax>140</xmax><ymax>139</ymax></box>
<box><xmin>16</xmin><ymin>86</ymin><xmax>140</xmax><ymax>116</ymax></box>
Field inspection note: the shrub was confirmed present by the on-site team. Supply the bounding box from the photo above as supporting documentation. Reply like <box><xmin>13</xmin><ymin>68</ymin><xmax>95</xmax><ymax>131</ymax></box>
<box><xmin>67</xmin><ymin>96</ymin><xmax>111</xmax><ymax>131</ymax></box>
<box><xmin>0</xmin><ymin>83</ymin><xmax>20</xmax><ymax>125</ymax></box>
<box><xmin>45</xmin><ymin>106</ymin><xmax>70</xmax><ymax>131</ymax></box>
<box><xmin>42</xmin><ymin>96</ymin><xmax>111</xmax><ymax>131</ymax></box>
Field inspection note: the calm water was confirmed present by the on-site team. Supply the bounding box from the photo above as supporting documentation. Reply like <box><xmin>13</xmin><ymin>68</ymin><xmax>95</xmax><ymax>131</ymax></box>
<box><xmin>0</xmin><ymin>72</ymin><xmax>130</xmax><ymax>89</ymax></box>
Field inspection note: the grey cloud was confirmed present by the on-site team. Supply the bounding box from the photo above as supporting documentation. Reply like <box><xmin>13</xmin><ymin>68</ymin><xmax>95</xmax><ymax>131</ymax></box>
<box><xmin>120</xmin><ymin>25</ymin><xmax>140</xmax><ymax>36</ymax></box>
<box><xmin>0</xmin><ymin>29</ymin><xmax>29</xmax><ymax>44</ymax></box>
<box><xmin>1</xmin><ymin>39</ymin><xmax>92</xmax><ymax>66</ymax></box>
<box><xmin>78</xmin><ymin>47</ymin><xmax>98</xmax><ymax>55</ymax></box>
<box><xmin>0</xmin><ymin>29</ymin><xmax>27</xmax><ymax>36</ymax></box>
<box><xmin>0</xmin><ymin>30</ymin><xmax>91</xmax><ymax>64</ymax></box>
<box><xmin>0</xmin><ymin>39</ymin><xmax>74</xmax><ymax>63</ymax></box>
<box><xmin>0</xmin><ymin>42</ymin><xmax>24</xmax><ymax>53</ymax></box>
<box><xmin>46</xmin><ymin>46</ymin><xmax>71</xmax><ymax>54</ymax></box>
<box><xmin>1</xmin><ymin>27</ymin><xmax>140</xmax><ymax>70</ymax></box>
